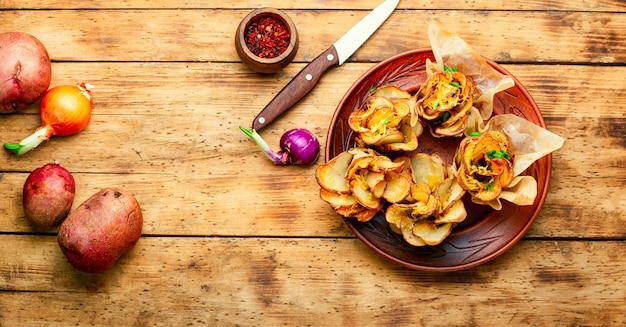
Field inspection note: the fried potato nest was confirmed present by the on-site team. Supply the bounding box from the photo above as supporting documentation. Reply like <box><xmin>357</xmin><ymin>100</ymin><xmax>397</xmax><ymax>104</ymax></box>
<box><xmin>316</xmin><ymin>148</ymin><xmax>411</xmax><ymax>222</ymax></box>
<box><xmin>348</xmin><ymin>86</ymin><xmax>422</xmax><ymax>152</ymax></box>
<box><xmin>385</xmin><ymin>154</ymin><xmax>467</xmax><ymax>246</ymax></box>
<box><xmin>455</xmin><ymin>130</ymin><xmax>513</xmax><ymax>203</ymax></box>
<box><xmin>316</xmin><ymin>149</ymin><xmax>468</xmax><ymax>246</ymax></box>
<box><xmin>415</xmin><ymin>67</ymin><xmax>481</xmax><ymax>137</ymax></box>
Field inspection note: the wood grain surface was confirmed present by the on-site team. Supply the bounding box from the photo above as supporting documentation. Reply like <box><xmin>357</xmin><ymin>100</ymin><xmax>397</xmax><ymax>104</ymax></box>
<box><xmin>1</xmin><ymin>1</ymin><xmax>625</xmax><ymax>326</ymax></box>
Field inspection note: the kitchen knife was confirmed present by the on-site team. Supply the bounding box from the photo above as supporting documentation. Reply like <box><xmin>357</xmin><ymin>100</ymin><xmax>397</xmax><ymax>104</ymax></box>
<box><xmin>251</xmin><ymin>0</ymin><xmax>400</xmax><ymax>131</ymax></box>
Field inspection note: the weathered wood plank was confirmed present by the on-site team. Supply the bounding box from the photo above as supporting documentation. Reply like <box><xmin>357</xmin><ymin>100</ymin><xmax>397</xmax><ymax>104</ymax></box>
<box><xmin>1</xmin><ymin>10</ymin><xmax>624</xmax><ymax>63</ymax></box>
<box><xmin>0</xmin><ymin>236</ymin><xmax>624</xmax><ymax>326</ymax></box>
<box><xmin>0</xmin><ymin>170</ymin><xmax>350</xmax><ymax>237</ymax></box>
<box><xmin>2</xmin><ymin>0</ymin><xmax>625</xmax><ymax>11</ymax></box>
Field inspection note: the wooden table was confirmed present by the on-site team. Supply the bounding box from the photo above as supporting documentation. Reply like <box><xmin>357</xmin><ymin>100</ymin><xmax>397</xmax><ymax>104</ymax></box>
<box><xmin>1</xmin><ymin>1</ymin><xmax>625</xmax><ymax>325</ymax></box>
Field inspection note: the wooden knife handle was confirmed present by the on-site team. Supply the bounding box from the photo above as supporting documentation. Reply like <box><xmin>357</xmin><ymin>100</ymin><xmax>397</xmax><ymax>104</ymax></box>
<box><xmin>252</xmin><ymin>46</ymin><xmax>340</xmax><ymax>131</ymax></box>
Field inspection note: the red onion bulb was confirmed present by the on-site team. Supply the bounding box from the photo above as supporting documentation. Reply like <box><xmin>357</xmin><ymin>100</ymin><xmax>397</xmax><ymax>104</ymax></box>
<box><xmin>240</xmin><ymin>126</ymin><xmax>320</xmax><ymax>165</ymax></box>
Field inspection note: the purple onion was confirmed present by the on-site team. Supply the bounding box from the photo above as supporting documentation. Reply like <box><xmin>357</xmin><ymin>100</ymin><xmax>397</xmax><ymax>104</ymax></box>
<box><xmin>240</xmin><ymin>126</ymin><xmax>320</xmax><ymax>165</ymax></box>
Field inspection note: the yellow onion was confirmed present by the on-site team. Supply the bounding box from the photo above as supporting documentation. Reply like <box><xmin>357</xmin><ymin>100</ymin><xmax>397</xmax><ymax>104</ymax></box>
<box><xmin>4</xmin><ymin>83</ymin><xmax>93</xmax><ymax>156</ymax></box>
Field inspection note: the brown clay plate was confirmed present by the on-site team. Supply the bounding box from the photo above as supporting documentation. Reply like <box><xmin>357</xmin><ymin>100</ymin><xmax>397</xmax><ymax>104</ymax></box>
<box><xmin>325</xmin><ymin>48</ymin><xmax>551</xmax><ymax>272</ymax></box>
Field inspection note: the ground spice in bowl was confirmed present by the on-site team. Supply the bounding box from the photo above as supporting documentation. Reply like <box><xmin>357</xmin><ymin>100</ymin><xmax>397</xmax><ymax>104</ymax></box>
<box><xmin>245</xmin><ymin>16</ymin><xmax>291</xmax><ymax>59</ymax></box>
<box><xmin>235</xmin><ymin>8</ymin><xmax>299</xmax><ymax>73</ymax></box>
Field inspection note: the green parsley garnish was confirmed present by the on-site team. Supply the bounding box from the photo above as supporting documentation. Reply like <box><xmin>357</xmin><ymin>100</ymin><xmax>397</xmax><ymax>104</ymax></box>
<box><xmin>443</xmin><ymin>65</ymin><xmax>459</xmax><ymax>73</ymax></box>
<box><xmin>432</xmin><ymin>100</ymin><xmax>439</xmax><ymax>110</ymax></box>
<box><xmin>383</xmin><ymin>117</ymin><xmax>391</xmax><ymax>125</ymax></box>
<box><xmin>369</xmin><ymin>86</ymin><xmax>377</xmax><ymax>94</ymax></box>
<box><xmin>450</xmin><ymin>81</ymin><xmax>460</xmax><ymax>87</ymax></box>
<box><xmin>487</xmin><ymin>150</ymin><xmax>510</xmax><ymax>160</ymax></box>
<box><xmin>484</xmin><ymin>180</ymin><xmax>493</xmax><ymax>191</ymax></box>
<box><xmin>442</xmin><ymin>112</ymin><xmax>450</xmax><ymax>122</ymax></box>
<box><xmin>469</xmin><ymin>131</ymin><xmax>481</xmax><ymax>137</ymax></box>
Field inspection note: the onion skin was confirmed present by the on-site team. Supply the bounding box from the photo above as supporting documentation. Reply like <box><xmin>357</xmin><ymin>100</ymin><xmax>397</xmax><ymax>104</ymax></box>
<box><xmin>40</xmin><ymin>84</ymin><xmax>93</xmax><ymax>136</ymax></box>
<box><xmin>4</xmin><ymin>83</ymin><xmax>93</xmax><ymax>156</ymax></box>
<box><xmin>279</xmin><ymin>128</ymin><xmax>320</xmax><ymax>165</ymax></box>
<box><xmin>0</xmin><ymin>32</ymin><xmax>51</xmax><ymax>113</ymax></box>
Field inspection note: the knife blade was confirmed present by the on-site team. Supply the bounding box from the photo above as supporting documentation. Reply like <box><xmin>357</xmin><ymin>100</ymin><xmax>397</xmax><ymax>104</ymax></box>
<box><xmin>251</xmin><ymin>0</ymin><xmax>400</xmax><ymax>131</ymax></box>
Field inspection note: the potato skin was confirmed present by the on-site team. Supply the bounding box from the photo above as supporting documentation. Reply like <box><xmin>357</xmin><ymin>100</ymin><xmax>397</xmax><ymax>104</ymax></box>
<box><xmin>58</xmin><ymin>188</ymin><xmax>143</xmax><ymax>274</ymax></box>
<box><xmin>23</xmin><ymin>162</ymin><xmax>75</xmax><ymax>229</ymax></box>
<box><xmin>0</xmin><ymin>32</ymin><xmax>52</xmax><ymax>113</ymax></box>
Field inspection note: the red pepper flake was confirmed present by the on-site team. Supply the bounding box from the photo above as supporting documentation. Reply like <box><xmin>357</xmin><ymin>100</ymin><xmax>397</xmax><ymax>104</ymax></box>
<box><xmin>245</xmin><ymin>16</ymin><xmax>291</xmax><ymax>59</ymax></box>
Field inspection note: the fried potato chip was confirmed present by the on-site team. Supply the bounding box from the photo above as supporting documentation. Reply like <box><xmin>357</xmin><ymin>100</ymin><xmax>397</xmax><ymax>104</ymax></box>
<box><xmin>315</xmin><ymin>151</ymin><xmax>354</xmax><ymax>194</ymax></box>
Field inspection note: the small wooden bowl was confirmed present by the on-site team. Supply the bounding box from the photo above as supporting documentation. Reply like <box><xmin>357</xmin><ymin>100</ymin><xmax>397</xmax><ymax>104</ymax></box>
<box><xmin>235</xmin><ymin>8</ymin><xmax>298</xmax><ymax>74</ymax></box>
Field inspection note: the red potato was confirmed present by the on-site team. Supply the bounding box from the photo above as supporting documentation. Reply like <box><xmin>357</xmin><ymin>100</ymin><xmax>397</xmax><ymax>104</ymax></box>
<box><xmin>0</xmin><ymin>32</ymin><xmax>52</xmax><ymax>113</ymax></box>
<box><xmin>23</xmin><ymin>161</ymin><xmax>75</xmax><ymax>229</ymax></box>
<box><xmin>58</xmin><ymin>188</ymin><xmax>143</xmax><ymax>274</ymax></box>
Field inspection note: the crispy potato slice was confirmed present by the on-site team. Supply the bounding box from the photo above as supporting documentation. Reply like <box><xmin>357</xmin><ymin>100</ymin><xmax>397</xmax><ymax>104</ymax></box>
<box><xmin>411</xmin><ymin>182</ymin><xmax>432</xmax><ymax>204</ymax></box>
<box><xmin>394</xmin><ymin>156</ymin><xmax>413</xmax><ymax>179</ymax></box>
<box><xmin>385</xmin><ymin>204</ymin><xmax>410</xmax><ymax>231</ymax></box>
<box><xmin>410</xmin><ymin>153</ymin><xmax>446</xmax><ymax>191</ymax></box>
<box><xmin>335</xmin><ymin>202</ymin><xmax>380</xmax><ymax>222</ymax></box>
<box><xmin>402</xmin><ymin>220</ymin><xmax>427</xmax><ymax>246</ymax></box>
<box><xmin>359</xmin><ymin>128</ymin><xmax>406</xmax><ymax>147</ymax></box>
<box><xmin>487</xmin><ymin>157</ymin><xmax>509</xmax><ymax>176</ymax></box>
<box><xmin>365</xmin><ymin>170</ymin><xmax>385</xmax><ymax>188</ymax></box>
<box><xmin>434</xmin><ymin>114</ymin><xmax>467</xmax><ymax>137</ymax></box>
<box><xmin>354</xmin><ymin>205</ymin><xmax>381</xmax><ymax>222</ymax></box>
<box><xmin>389</xmin><ymin>223</ymin><xmax>402</xmax><ymax>235</ymax></box>
<box><xmin>456</xmin><ymin>165</ymin><xmax>482</xmax><ymax>191</ymax></box>
<box><xmin>382</xmin><ymin>171</ymin><xmax>411</xmax><ymax>203</ymax></box>
<box><xmin>334</xmin><ymin>204</ymin><xmax>362</xmax><ymax>217</ymax></box>
<box><xmin>348</xmin><ymin>147</ymin><xmax>378</xmax><ymax>160</ymax></box>
<box><xmin>366</xmin><ymin>171</ymin><xmax>386</xmax><ymax>198</ymax></box>
<box><xmin>381</xmin><ymin>120</ymin><xmax>418</xmax><ymax>152</ymax></box>
<box><xmin>367</xmin><ymin>95</ymin><xmax>395</xmax><ymax>111</ymax></box>
<box><xmin>433</xmin><ymin>199</ymin><xmax>467</xmax><ymax>224</ymax></box>
<box><xmin>412</xmin><ymin>220</ymin><xmax>453</xmax><ymax>246</ymax></box>
<box><xmin>319</xmin><ymin>188</ymin><xmax>357</xmax><ymax>209</ymax></box>
<box><xmin>472</xmin><ymin>176</ymin><xmax>503</xmax><ymax>202</ymax></box>
<box><xmin>410</xmin><ymin>193</ymin><xmax>439</xmax><ymax>218</ymax></box>
<box><xmin>358</xmin><ymin>130</ymin><xmax>387</xmax><ymax>146</ymax></box>
<box><xmin>348</xmin><ymin>109</ymin><xmax>371</xmax><ymax>133</ymax></box>
<box><xmin>366</xmin><ymin>105</ymin><xmax>403</xmax><ymax>132</ymax></box>
<box><xmin>494</xmin><ymin>158</ymin><xmax>514</xmax><ymax>185</ymax></box>
<box><xmin>368</xmin><ymin>155</ymin><xmax>405</xmax><ymax>173</ymax></box>
<box><xmin>437</xmin><ymin>177</ymin><xmax>466</xmax><ymax>212</ymax></box>
<box><xmin>346</xmin><ymin>156</ymin><xmax>373</xmax><ymax>180</ymax></box>
<box><xmin>376</xmin><ymin>129</ymin><xmax>407</xmax><ymax>146</ymax></box>
<box><xmin>315</xmin><ymin>151</ymin><xmax>353</xmax><ymax>194</ymax></box>
<box><xmin>350</xmin><ymin>175</ymin><xmax>381</xmax><ymax>209</ymax></box>
<box><xmin>392</xmin><ymin>100</ymin><xmax>411</xmax><ymax>119</ymax></box>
